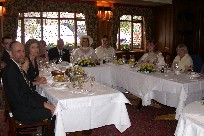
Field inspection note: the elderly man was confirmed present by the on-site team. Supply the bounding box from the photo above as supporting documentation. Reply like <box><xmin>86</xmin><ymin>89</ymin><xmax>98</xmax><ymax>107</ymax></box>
<box><xmin>2</xmin><ymin>41</ymin><xmax>55</xmax><ymax>132</ymax></box>
<box><xmin>48</xmin><ymin>38</ymin><xmax>70</xmax><ymax>63</ymax></box>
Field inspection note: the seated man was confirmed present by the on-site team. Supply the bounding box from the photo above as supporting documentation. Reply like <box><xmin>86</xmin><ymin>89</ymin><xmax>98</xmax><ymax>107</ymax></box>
<box><xmin>48</xmin><ymin>38</ymin><xmax>70</xmax><ymax>63</ymax></box>
<box><xmin>1</xmin><ymin>36</ymin><xmax>12</xmax><ymax>67</ymax></box>
<box><xmin>2</xmin><ymin>41</ymin><xmax>55</xmax><ymax>127</ymax></box>
<box><xmin>95</xmin><ymin>35</ymin><xmax>115</xmax><ymax>62</ymax></box>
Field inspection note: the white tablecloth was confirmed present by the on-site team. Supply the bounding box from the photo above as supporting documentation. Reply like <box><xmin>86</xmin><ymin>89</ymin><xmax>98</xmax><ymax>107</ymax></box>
<box><xmin>84</xmin><ymin>64</ymin><xmax>204</xmax><ymax>119</ymax></box>
<box><xmin>175</xmin><ymin>101</ymin><xmax>204</xmax><ymax>136</ymax></box>
<box><xmin>37</xmin><ymin>81</ymin><xmax>131</xmax><ymax>136</ymax></box>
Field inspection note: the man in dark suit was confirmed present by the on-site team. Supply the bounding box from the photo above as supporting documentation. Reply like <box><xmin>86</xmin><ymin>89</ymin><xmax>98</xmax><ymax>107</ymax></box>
<box><xmin>2</xmin><ymin>41</ymin><xmax>55</xmax><ymax>126</ymax></box>
<box><xmin>1</xmin><ymin>36</ymin><xmax>12</xmax><ymax>66</ymax></box>
<box><xmin>48</xmin><ymin>38</ymin><xmax>70</xmax><ymax>63</ymax></box>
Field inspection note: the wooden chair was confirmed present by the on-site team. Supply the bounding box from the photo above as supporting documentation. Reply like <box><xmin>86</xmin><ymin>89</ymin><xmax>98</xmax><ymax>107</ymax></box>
<box><xmin>162</xmin><ymin>52</ymin><xmax>172</xmax><ymax>65</ymax></box>
<box><xmin>2</xmin><ymin>88</ymin><xmax>51</xmax><ymax>136</ymax></box>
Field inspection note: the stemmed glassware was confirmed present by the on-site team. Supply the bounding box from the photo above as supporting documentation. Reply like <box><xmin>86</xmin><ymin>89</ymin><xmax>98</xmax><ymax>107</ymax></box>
<box><xmin>90</xmin><ymin>76</ymin><xmax>95</xmax><ymax>92</ymax></box>
<box><xmin>129</xmin><ymin>55</ymin><xmax>135</xmax><ymax>67</ymax></box>
<box><xmin>52</xmin><ymin>58</ymin><xmax>57</xmax><ymax>64</ymax></box>
<box><xmin>122</xmin><ymin>55</ymin><xmax>126</xmax><ymax>64</ymax></box>
<box><xmin>58</xmin><ymin>56</ymin><xmax>62</xmax><ymax>64</ymax></box>
<box><xmin>174</xmin><ymin>62</ymin><xmax>179</xmax><ymax>70</ymax></box>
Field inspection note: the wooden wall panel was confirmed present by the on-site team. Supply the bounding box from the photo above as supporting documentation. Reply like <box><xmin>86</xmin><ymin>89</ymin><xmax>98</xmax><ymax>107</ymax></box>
<box><xmin>153</xmin><ymin>5</ymin><xmax>173</xmax><ymax>54</ymax></box>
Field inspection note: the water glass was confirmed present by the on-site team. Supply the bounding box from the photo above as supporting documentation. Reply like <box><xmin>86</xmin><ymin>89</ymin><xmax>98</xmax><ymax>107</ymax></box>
<box><xmin>122</xmin><ymin>55</ymin><xmax>126</xmax><ymax>64</ymax></box>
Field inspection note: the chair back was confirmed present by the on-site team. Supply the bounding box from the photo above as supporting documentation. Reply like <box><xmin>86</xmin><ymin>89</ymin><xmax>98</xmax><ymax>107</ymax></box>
<box><xmin>190</xmin><ymin>54</ymin><xmax>203</xmax><ymax>73</ymax></box>
<box><xmin>201</xmin><ymin>64</ymin><xmax>204</xmax><ymax>74</ymax></box>
<box><xmin>2</xmin><ymin>87</ymin><xmax>51</xmax><ymax>136</ymax></box>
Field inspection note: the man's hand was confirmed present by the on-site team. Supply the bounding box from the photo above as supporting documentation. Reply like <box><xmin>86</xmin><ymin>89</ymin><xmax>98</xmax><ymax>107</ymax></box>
<box><xmin>44</xmin><ymin>102</ymin><xmax>55</xmax><ymax>115</ymax></box>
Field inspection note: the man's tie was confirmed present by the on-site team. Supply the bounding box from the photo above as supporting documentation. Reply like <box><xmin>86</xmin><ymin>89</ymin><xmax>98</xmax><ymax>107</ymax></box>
<box><xmin>59</xmin><ymin>50</ymin><xmax>62</xmax><ymax>56</ymax></box>
<box><xmin>19</xmin><ymin>68</ymin><xmax>31</xmax><ymax>88</ymax></box>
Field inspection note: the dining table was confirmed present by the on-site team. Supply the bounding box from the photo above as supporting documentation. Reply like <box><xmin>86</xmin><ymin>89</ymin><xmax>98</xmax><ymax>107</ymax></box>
<box><xmin>175</xmin><ymin>100</ymin><xmax>204</xmax><ymax>136</ymax></box>
<box><xmin>37</xmin><ymin>73</ymin><xmax>131</xmax><ymax>136</ymax></box>
<box><xmin>84</xmin><ymin>63</ymin><xmax>204</xmax><ymax>119</ymax></box>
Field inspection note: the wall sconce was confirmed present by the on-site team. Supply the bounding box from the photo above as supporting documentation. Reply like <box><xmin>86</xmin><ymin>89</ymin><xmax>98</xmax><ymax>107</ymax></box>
<box><xmin>0</xmin><ymin>2</ymin><xmax>5</xmax><ymax>16</ymax></box>
<box><xmin>97</xmin><ymin>1</ymin><xmax>113</xmax><ymax>21</ymax></box>
<box><xmin>97</xmin><ymin>6</ymin><xmax>113</xmax><ymax>21</ymax></box>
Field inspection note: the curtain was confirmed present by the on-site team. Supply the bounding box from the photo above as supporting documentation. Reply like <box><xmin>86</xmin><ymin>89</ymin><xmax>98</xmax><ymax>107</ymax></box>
<box><xmin>111</xmin><ymin>5</ymin><xmax>153</xmax><ymax>48</ymax></box>
<box><xmin>3</xmin><ymin>0</ymin><xmax>98</xmax><ymax>43</ymax></box>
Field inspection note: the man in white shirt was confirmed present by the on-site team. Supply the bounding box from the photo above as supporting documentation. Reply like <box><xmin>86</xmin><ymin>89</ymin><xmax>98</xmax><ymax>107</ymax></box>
<box><xmin>95</xmin><ymin>35</ymin><xmax>115</xmax><ymax>62</ymax></box>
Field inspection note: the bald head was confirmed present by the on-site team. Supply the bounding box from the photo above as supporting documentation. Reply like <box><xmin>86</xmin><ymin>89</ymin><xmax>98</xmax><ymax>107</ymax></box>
<box><xmin>9</xmin><ymin>41</ymin><xmax>25</xmax><ymax>64</ymax></box>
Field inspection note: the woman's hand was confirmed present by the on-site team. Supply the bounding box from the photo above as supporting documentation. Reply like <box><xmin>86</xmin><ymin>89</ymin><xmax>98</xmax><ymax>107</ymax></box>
<box><xmin>184</xmin><ymin>65</ymin><xmax>193</xmax><ymax>73</ymax></box>
<box><xmin>38</xmin><ymin>77</ymin><xmax>47</xmax><ymax>84</ymax></box>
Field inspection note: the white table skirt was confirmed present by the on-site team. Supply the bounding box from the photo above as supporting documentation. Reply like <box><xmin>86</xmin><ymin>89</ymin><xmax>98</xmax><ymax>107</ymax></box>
<box><xmin>175</xmin><ymin>101</ymin><xmax>204</xmax><ymax>136</ymax></box>
<box><xmin>37</xmin><ymin>82</ymin><xmax>131</xmax><ymax>136</ymax></box>
<box><xmin>84</xmin><ymin>64</ymin><xmax>204</xmax><ymax>119</ymax></box>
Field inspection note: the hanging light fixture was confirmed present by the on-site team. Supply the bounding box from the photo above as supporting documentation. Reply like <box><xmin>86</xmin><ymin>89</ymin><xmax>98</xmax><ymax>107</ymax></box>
<box><xmin>0</xmin><ymin>1</ymin><xmax>5</xmax><ymax>16</ymax></box>
<box><xmin>97</xmin><ymin>1</ymin><xmax>113</xmax><ymax>21</ymax></box>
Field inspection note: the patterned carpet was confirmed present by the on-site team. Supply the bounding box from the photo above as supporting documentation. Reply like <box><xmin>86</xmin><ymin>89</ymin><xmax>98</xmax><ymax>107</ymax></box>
<box><xmin>0</xmin><ymin>102</ymin><xmax>178</xmax><ymax>136</ymax></box>
<box><xmin>90</xmin><ymin>104</ymin><xmax>177</xmax><ymax>136</ymax></box>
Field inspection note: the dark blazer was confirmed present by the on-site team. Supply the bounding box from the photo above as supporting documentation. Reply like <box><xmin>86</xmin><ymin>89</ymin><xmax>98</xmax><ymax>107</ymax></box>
<box><xmin>1</xmin><ymin>50</ymin><xmax>10</xmax><ymax>64</ymax></box>
<box><xmin>2</xmin><ymin>60</ymin><xmax>51</xmax><ymax>124</ymax></box>
<box><xmin>48</xmin><ymin>47</ymin><xmax>70</xmax><ymax>63</ymax></box>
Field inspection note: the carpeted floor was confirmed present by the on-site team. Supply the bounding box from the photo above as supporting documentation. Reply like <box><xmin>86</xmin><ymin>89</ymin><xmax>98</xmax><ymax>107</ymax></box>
<box><xmin>0</xmin><ymin>102</ymin><xmax>178</xmax><ymax>136</ymax></box>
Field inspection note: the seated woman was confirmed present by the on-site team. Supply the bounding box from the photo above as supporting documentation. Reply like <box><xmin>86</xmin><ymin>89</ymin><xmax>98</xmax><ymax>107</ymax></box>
<box><xmin>38</xmin><ymin>40</ymin><xmax>49</xmax><ymax>62</ymax></box>
<box><xmin>72</xmin><ymin>35</ymin><xmax>98</xmax><ymax>62</ymax></box>
<box><xmin>138</xmin><ymin>41</ymin><xmax>165</xmax><ymax>68</ymax></box>
<box><xmin>172</xmin><ymin>44</ymin><xmax>193</xmax><ymax>72</ymax></box>
<box><xmin>23</xmin><ymin>39</ymin><xmax>47</xmax><ymax>90</ymax></box>
<box><xmin>95</xmin><ymin>35</ymin><xmax>115</xmax><ymax>62</ymax></box>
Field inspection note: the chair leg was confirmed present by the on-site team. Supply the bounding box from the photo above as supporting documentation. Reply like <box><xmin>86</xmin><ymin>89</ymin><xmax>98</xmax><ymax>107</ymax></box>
<box><xmin>47</xmin><ymin>125</ymin><xmax>51</xmax><ymax>136</ymax></box>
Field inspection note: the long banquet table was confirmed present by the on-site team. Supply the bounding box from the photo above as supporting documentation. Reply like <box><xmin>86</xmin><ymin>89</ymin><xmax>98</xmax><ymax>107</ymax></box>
<box><xmin>84</xmin><ymin>63</ymin><xmax>204</xmax><ymax>119</ymax></box>
<box><xmin>37</xmin><ymin>79</ymin><xmax>131</xmax><ymax>136</ymax></box>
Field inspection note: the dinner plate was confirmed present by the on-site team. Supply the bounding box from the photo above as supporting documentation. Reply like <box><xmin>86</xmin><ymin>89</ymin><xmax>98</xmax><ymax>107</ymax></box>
<box><xmin>51</xmin><ymin>82</ymin><xmax>69</xmax><ymax>89</ymax></box>
<box><xmin>189</xmin><ymin>73</ymin><xmax>200</xmax><ymax>78</ymax></box>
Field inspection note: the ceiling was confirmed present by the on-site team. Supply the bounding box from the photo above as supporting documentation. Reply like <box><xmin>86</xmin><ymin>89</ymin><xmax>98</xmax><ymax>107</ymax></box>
<box><xmin>80</xmin><ymin>0</ymin><xmax>172</xmax><ymax>6</ymax></box>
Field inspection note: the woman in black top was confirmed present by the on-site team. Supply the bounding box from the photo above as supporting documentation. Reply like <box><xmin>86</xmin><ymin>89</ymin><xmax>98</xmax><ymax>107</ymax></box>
<box><xmin>23</xmin><ymin>39</ymin><xmax>47</xmax><ymax>90</ymax></box>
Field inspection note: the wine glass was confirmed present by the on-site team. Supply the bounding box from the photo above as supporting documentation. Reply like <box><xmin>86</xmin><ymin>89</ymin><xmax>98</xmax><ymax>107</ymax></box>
<box><xmin>70</xmin><ymin>56</ymin><xmax>74</xmax><ymax>63</ymax></box>
<box><xmin>129</xmin><ymin>55</ymin><xmax>135</xmax><ymax>67</ymax></box>
<box><xmin>58</xmin><ymin>57</ymin><xmax>62</xmax><ymax>64</ymax></box>
<box><xmin>174</xmin><ymin>62</ymin><xmax>179</xmax><ymax>70</ymax></box>
<box><xmin>122</xmin><ymin>55</ymin><xmax>126</xmax><ymax>64</ymax></box>
<box><xmin>89</xmin><ymin>76</ymin><xmax>95</xmax><ymax>92</ymax></box>
<box><xmin>60</xmin><ymin>66</ymin><xmax>67</xmax><ymax>76</ymax></box>
<box><xmin>52</xmin><ymin>58</ymin><xmax>57</xmax><ymax>64</ymax></box>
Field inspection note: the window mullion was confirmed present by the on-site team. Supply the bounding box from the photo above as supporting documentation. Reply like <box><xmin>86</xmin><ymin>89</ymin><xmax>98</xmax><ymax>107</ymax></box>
<box><xmin>22</xmin><ymin>13</ymin><xmax>25</xmax><ymax>44</ymax></box>
<box><xmin>58</xmin><ymin>12</ymin><xmax>60</xmax><ymax>39</ymax></box>
<box><xmin>74</xmin><ymin>13</ymin><xmax>77</xmax><ymax>48</ymax></box>
<box><xmin>131</xmin><ymin>16</ymin><xmax>133</xmax><ymax>50</ymax></box>
<box><xmin>40</xmin><ymin>12</ymin><xmax>43</xmax><ymax>40</ymax></box>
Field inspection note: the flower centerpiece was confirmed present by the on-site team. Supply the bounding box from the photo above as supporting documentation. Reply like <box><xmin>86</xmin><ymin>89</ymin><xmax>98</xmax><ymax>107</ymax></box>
<box><xmin>114</xmin><ymin>58</ymin><xmax>124</xmax><ymax>65</ymax></box>
<box><xmin>74</xmin><ymin>58</ymin><xmax>96</xmax><ymax>67</ymax></box>
<box><xmin>138</xmin><ymin>63</ymin><xmax>156</xmax><ymax>73</ymax></box>
<box><xmin>69</xmin><ymin>65</ymin><xmax>87</xmax><ymax>88</ymax></box>
<box><xmin>122</xmin><ymin>44</ymin><xmax>130</xmax><ymax>51</ymax></box>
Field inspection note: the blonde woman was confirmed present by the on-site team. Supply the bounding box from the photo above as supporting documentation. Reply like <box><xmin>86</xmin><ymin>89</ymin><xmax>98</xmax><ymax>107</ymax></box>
<box><xmin>23</xmin><ymin>39</ymin><xmax>47</xmax><ymax>90</ymax></box>
<box><xmin>172</xmin><ymin>44</ymin><xmax>193</xmax><ymax>72</ymax></box>
<box><xmin>38</xmin><ymin>40</ymin><xmax>49</xmax><ymax>62</ymax></box>
<box><xmin>72</xmin><ymin>35</ymin><xmax>97</xmax><ymax>62</ymax></box>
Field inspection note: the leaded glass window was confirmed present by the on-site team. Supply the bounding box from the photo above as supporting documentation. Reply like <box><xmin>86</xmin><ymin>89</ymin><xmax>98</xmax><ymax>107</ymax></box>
<box><xmin>17</xmin><ymin>12</ymin><xmax>87</xmax><ymax>49</ymax></box>
<box><xmin>117</xmin><ymin>15</ymin><xmax>144</xmax><ymax>50</ymax></box>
